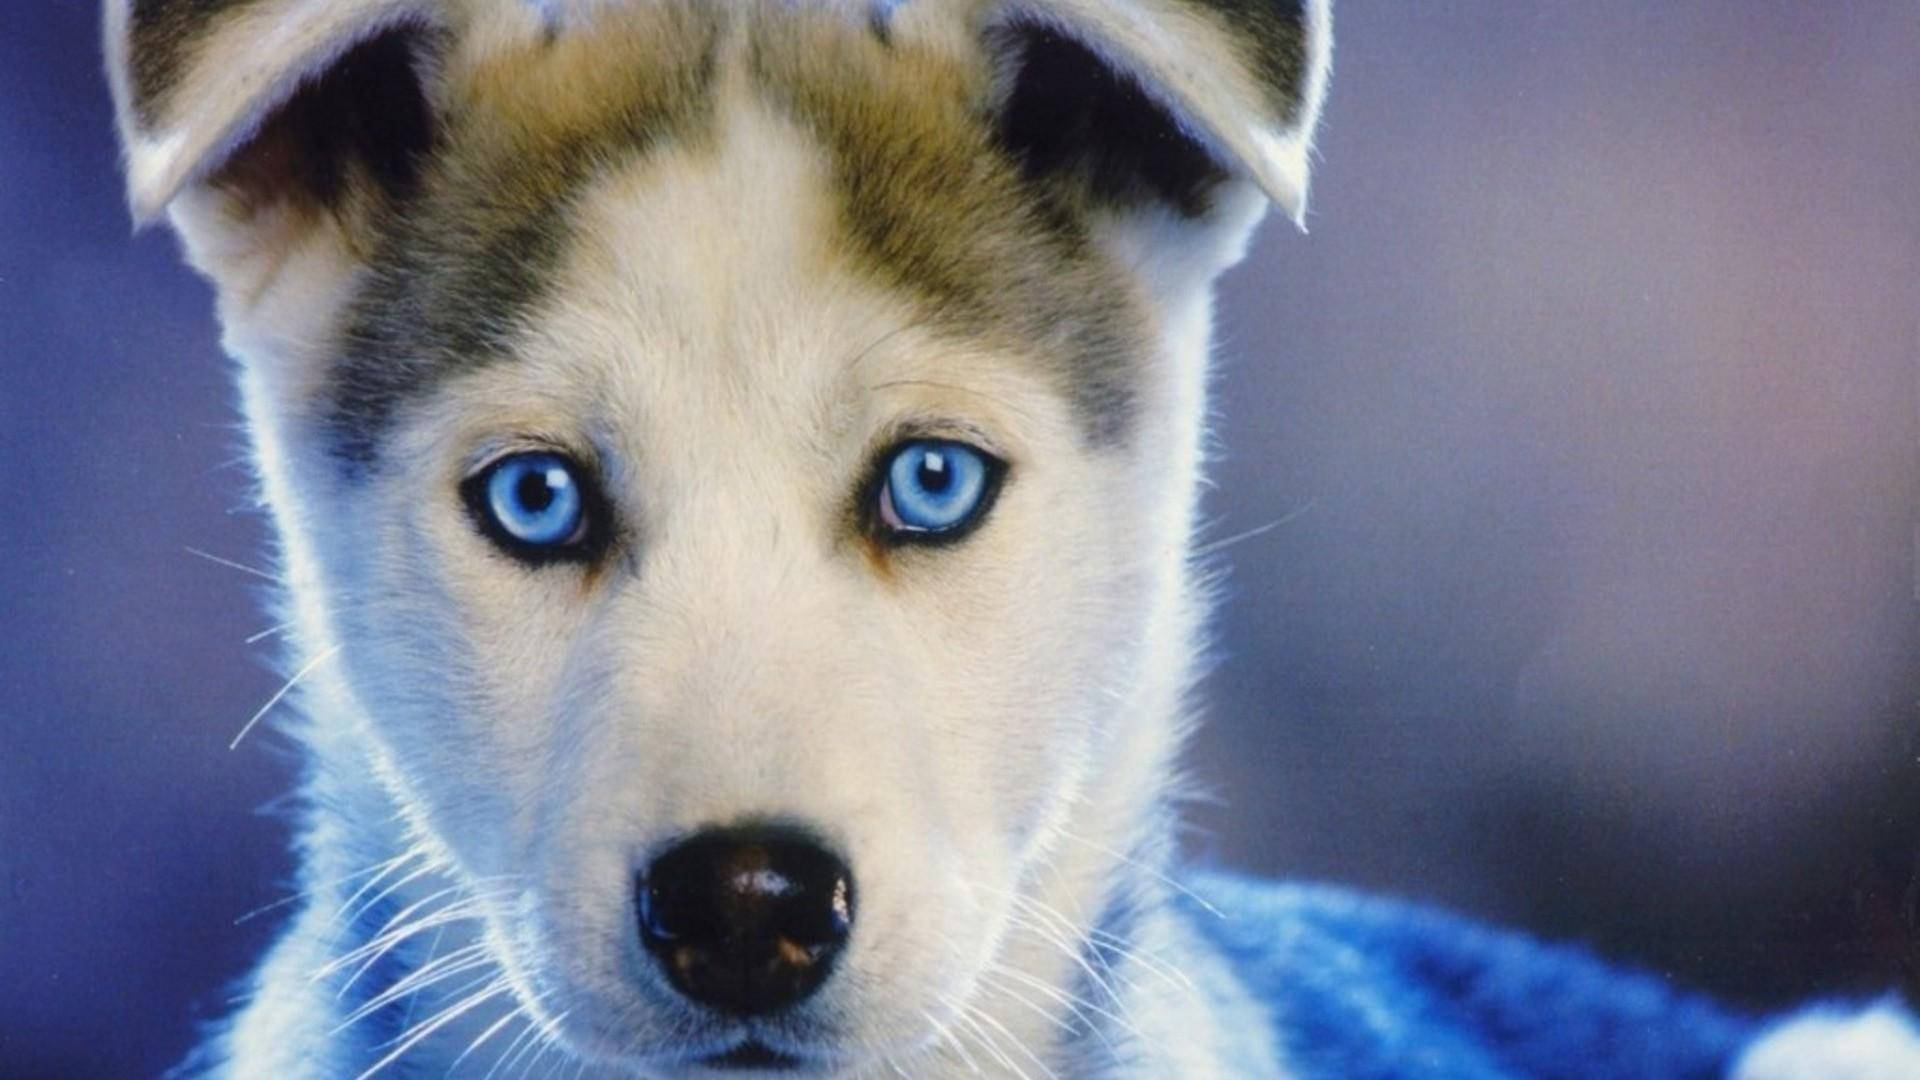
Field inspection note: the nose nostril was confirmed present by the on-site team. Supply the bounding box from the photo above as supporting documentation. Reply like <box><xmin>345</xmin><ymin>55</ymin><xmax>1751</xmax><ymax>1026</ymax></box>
<box><xmin>638</xmin><ymin>826</ymin><xmax>854</xmax><ymax>1016</ymax></box>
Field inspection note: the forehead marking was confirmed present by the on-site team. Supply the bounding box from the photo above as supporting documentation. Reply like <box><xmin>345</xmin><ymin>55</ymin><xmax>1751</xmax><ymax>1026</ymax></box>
<box><xmin>328</xmin><ymin>2</ymin><xmax>1152</xmax><ymax>474</ymax></box>
<box><xmin>743</xmin><ymin>10</ymin><xmax>1148</xmax><ymax>447</ymax></box>
<box><xmin>326</xmin><ymin>3</ymin><xmax>723</xmax><ymax>473</ymax></box>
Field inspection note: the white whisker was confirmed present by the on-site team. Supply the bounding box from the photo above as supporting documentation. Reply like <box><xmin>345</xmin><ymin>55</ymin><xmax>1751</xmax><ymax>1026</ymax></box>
<box><xmin>332</xmin><ymin>847</ymin><xmax>437</xmax><ymax>931</ymax></box>
<box><xmin>447</xmin><ymin>1002</ymin><xmax>526</xmax><ymax>1075</ymax></box>
<box><xmin>399</xmin><ymin>923</ymin><xmax>452</xmax><ymax>1034</ymax></box>
<box><xmin>353</xmin><ymin>976</ymin><xmax>513</xmax><ymax>1080</ymax></box>
<box><xmin>966</xmin><ymin>1002</ymin><xmax>1056</xmax><ymax>1080</ymax></box>
<box><xmin>975</xmin><ymin>886</ymin><xmax>1132</xmax><ymax>1012</ymax></box>
<box><xmin>924</xmin><ymin>1007</ymin><xmax>984</xmax><ymax>1075</ymax></box>
<box><xmin>184</xmin><ymin>545</ymin><xmax>282</xmax><ymax>583</ymax></box>
<box><xmin>1191</xmin><ymin>501</ymin><xmax>1320</xmax><ymax>558</ymax></box>
<box><xmin>942</xmin><ymin>1000</ymin><xmax>1028</xmax><ymax>1080</ymax></box>
<box><xmin>1001</xmin><ymin>897</ymin><xmax>1126</xmax><ymax>995</ymax></box>
<box><xmin>940</xmin><ymin>986</ymin><xmax>1058</xmax><ymax>1080</ymax></box>
<box><xmin>333</xmin><ymin>941</ymin><xmax>491</xmax><ymax>1032</ymax></box>
<box><xmin>987</xmin><ymin>961</ymin><xmax>1141</xmax><ymax>1046</ymax></box>
<box><xmin>244</xmin><ymin>620</ymin><xmax>296</xmax><ymax>645</ymax></box>
<box><xmin>482</xmin><ymin>1014</ymin><xmax>544</xmax><ymax>1080</ymax></box>
<box><xmin>1084</xmin><ymin>924</ymin><xmax>1198</xmax><ymax>999</ymax></box>
<box><xmin>1052</xmin><ymin>828</ymin><xmax>1222</xmax><ymax>918</ymax></box>
<box><xmin>232</xmin><ymin>855</ymin><xmax>411</xmax><ymax>927</ymax></box>
<box><xmin>318</xmin><ymin>883</ymin><xmax>512</xmax><ymax>997</ymax></box>
<box><xmin>974</xmin><ymin>967</ymin><xmax>1078</xmax><ymax>1036</ymax></box>
<box><xmin>230</xmin><ymin>643</ymin><xmax>341</xmax><ymax>750</ymax></box>
<box><xmin>490</xmin><ymin>1007</ymin><xmax>571</xmax><ymax>1080</ymax></box>
<box><xmin>329</xmin><ymin>897</ymin><xmax>500</xmax><ymax>999</ymax></box>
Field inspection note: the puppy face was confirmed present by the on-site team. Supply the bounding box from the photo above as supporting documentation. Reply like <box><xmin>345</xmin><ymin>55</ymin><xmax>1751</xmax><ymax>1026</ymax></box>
<box><xmin>327</xmin><ymin>48</ymin><xmax>1157</xmax><ymax>1070</ymax></box>
<box><xmin>110</xmin><ymin>0</ymin><xmax>1328</xmax><ymax>1071</ymax></box>
<box><xmin>325</xmin><ymin>24</ymin><xmax>1186</xmax><ymax>1066</ymax></box>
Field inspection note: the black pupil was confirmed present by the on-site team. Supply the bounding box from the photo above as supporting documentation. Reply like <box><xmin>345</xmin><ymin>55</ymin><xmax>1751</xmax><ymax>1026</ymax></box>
<box><xmin>916</xmin><ymin>452</ymin><xmax>951</xmax><ymax>494</ymax></box>
<box><xmin>515</xmin><ymin>468</ymin><xmax>557</xmax><ymax>512</ymax></box>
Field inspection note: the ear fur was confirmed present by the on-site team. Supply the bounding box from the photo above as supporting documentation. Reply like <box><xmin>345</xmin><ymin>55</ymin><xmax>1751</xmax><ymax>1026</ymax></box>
<box><xmin>987</xmin><ymin>0</ymin><xmax>1331</xmax><ymax>227</ymax></box>
<box><xmin>105</xmin><ymin>0</ymin><xmax>439</xmax><ymax>227</ymax></box>
<box><xmin>107</xmin><ymin>0</ymin><xmax>1329</xmax><ymax>234</ymax></box>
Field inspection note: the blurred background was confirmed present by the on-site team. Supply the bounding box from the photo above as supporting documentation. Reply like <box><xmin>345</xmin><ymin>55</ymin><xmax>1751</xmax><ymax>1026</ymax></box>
<box><xmin>3</xmin><ymin>2</ymin><xmax>1917</xmax><ymax>1075</ymax></box>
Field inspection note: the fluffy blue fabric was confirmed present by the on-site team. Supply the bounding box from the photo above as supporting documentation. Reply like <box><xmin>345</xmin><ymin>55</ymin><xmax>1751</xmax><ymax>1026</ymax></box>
<box><xmin>1185</xmin><ymin>874</ymin><xmax>1756</xmax><ymax>1078</ymax></box>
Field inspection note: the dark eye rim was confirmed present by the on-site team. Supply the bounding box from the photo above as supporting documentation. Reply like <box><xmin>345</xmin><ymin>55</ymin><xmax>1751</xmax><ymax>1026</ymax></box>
<box><xmin>459</xmin><ymin>449</ymin><xmax>614</xmax><ymax>567</ymax></box>
<box><xmin>861</xmin><ymin>437</ymin><xmax>1009</xmax><ymax>549</ymax></box>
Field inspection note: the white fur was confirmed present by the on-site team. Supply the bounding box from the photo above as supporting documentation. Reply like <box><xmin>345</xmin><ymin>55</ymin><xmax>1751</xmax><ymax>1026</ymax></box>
<box><xmin>1735</xmin><ymin>1002</ymin><xmax>1920</xmax><ymax>1080</ymax></box>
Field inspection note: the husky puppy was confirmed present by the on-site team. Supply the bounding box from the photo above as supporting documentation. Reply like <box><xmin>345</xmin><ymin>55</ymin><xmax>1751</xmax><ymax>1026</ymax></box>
<box><xmin>109</xmin><ymin>0</ymin><xmax>1920</xmax><ymax>1075</ymax></box>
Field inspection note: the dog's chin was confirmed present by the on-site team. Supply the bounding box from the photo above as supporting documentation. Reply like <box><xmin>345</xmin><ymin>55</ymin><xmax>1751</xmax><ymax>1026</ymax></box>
<box><xmin>651</xmin><ymin>1038</ymin><xmax>887</xmax><ymax>1079</ymax></box>
<box><xmin>542</xmin><ymin>1010</ymin><xmax>930</xmax><ymax>1080</ymax></box>
<box><xmin>530</xmin><ymin>975</ymin><xmax>948</xmax><ymax>1078</ymax></box>
<box><xmin>498</xmin><ymin>921</ymin><xmax>948</xmax><ymax>1079</ymax></box>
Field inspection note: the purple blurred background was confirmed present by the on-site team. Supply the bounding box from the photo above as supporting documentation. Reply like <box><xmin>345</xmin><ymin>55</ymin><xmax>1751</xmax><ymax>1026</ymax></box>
<box><xmin>3</xmin><ymin>3</ymin><xmax>1917</xmax><ymax>1076</ymax></box>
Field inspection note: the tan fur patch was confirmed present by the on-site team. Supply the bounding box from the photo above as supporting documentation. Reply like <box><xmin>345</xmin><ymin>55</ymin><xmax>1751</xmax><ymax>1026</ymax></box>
<box><xmin>744</xmin><ymin>4</ymin><xmax>1154</xmax><ymax>445</ymax></box>
<box><xmin>443</xmin><ymin>1</ymin><xmax>725</xmax><ymax>170</ymax></box>
<box><xmin>326</xmin><ymin>1</ymin><xmax>1156</xmax><ymax>468</ymax></box>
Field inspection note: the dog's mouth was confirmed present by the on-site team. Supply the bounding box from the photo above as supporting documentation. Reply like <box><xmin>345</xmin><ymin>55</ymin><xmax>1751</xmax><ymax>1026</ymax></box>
<box><xmin>702</xmin><ymin>1040</ymin><xmax>805</xmax><ymax>1070</ymax></box>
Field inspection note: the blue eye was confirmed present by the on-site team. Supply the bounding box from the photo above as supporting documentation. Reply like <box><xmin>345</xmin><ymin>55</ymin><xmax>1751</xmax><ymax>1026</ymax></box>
<box><xmin>466</xmin><ymin>451</ymin><xmax>597</xmax><ymax>560</ymax></box>
<box><xmin>876</xmin><ymin>439</ymin><xmax>1001</xmax><ymax>539</ymax></box>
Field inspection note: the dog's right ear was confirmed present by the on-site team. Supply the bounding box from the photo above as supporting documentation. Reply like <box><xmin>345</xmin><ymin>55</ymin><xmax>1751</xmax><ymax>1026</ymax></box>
<box><xmin>984</xmin><ymin>0</ymin><xmax>1332</xmax><ymax>230</ymax></box>
<box><xmin>105</xmin><ymin>0</ymin><xmax>440</xmax><ymax>307</ymax></box>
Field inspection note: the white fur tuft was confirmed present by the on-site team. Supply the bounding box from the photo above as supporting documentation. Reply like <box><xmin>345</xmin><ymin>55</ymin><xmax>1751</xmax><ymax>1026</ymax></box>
<box><xmin>1734</xmin><ymin>1001</ymin><xmax>1920</xmax><ymax>1080</ymax></box>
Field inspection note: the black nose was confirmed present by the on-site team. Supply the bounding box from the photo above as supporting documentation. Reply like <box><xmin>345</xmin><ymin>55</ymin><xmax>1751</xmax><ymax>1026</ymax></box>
<box><xmin>638</xmin><ymin>827</ymin><xmax>854</xmax><ymax>1016</ymax></box>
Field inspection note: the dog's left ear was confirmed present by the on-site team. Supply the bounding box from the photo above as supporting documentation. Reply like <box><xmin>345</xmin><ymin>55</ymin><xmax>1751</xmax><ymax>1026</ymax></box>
<box><xmin>105</xmin><ymin>0</ymin><xmax>438</xmax><ymax>228</ymax></box>
<box><xmin>984</xmin><ymin>0</ymin><xmax>1331</xmax><ymax>229</ymax></box>
<box><xmin>105</xmin><ymin>0</ymin><xmax>446</xmax><ymax>340</ymax></box>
